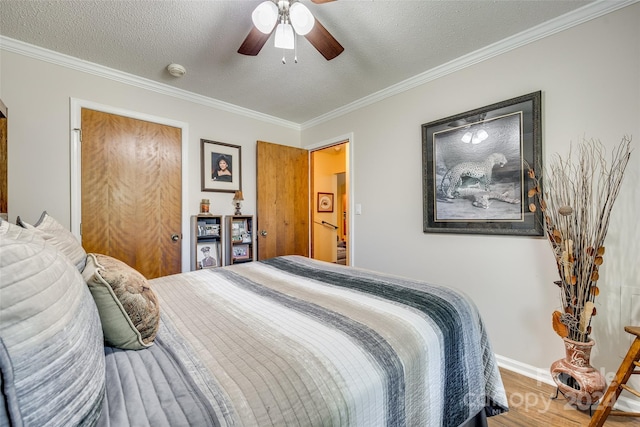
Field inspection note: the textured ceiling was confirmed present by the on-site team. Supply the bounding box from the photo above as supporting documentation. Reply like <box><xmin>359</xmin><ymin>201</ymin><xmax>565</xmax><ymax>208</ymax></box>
<box><xmin>0</xmin><ymin>0</ymin><xmax>608</xmax><ymax>125</ymax></box>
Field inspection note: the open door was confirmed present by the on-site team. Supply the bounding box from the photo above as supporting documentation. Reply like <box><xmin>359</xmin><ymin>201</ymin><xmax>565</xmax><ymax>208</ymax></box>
<box><xmin>256</xmin><ymin>141</ymin><xmax>309</xmax><ymax>260</ymax></box>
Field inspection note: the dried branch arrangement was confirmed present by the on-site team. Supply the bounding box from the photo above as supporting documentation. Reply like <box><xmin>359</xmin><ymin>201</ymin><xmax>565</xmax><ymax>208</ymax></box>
<box><xmin>527</xmin><ymin>136</ymin><xmax>632</xmax><ymax>343</ymax></box>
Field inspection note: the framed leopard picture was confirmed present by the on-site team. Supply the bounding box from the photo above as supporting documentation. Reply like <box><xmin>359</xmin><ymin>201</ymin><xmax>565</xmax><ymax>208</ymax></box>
<box><xmin>421</xmin><ymin>91</ymin><xmax>543</xmax><ymax>236</ymax></box>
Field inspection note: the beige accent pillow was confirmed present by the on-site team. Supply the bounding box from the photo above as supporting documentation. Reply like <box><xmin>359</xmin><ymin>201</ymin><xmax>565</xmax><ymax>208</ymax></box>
<box><xmin>83</xmin><ymin>253</ymin><xmax>160</xmax><ymax>350</ymax></box>
<box><xmin>17</xmin><ymin>211</ymin><xmax>87</xmax><ymax>272</ymax></box>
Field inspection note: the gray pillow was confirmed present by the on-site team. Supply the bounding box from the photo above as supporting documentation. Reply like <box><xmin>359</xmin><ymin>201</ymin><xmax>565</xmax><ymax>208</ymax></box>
<box><xmin>0</xmin><ymin>219</ymin><xmax>105</xmax><ymax>426</ymax></box>
<box><xmin>83</xmin><ymin>253</ymin><xmax>160</xmax><ymax>350</ymax></box>
<box><xmin>0</xmin><ymin>337</ymin><xmax>22</xmax><ymax>427</ymax></box>
<box><xmin>16</xmin><ymin>211</ymin><xmax>87</xmax><ymax>272</ymax></box>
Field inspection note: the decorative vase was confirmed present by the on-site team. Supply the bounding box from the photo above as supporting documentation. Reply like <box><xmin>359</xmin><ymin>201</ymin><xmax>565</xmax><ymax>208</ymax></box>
<box><xmin>550</xmin><ymin>337</ymin><xmax>607</xmax><ymax>409</ymax></box>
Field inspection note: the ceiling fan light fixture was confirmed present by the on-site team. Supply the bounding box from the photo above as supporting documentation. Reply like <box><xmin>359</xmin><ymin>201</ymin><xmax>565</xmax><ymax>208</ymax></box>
<box><xmin>290</xmin><ymin>3</ymin><xmax>314</xmax><ymax>35</ymax></box>
<box><xmin>274</xmin><ymin>23</ymin><xmax>295</xmax><ymax>49</ymax></box>
<box><xmin>252</xmin><ymin>1</ymin><xmax>278</xmax><ymax>34</ymax></box>
<box><xmin>238</xmin><ymin>0</ymin><xmax>343</xmax><ymax>61</ymax></box>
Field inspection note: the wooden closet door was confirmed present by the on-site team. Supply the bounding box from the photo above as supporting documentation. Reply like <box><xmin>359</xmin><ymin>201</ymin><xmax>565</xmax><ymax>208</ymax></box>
<box><xmin>256</xmin><ymin>141</ymin><xmax>309</xmax><ymax>260</ymax></box>
<box><xmin>81</xmin><ymin>108</ymin><xmax>182</xmax><ymax>279</ymax></box>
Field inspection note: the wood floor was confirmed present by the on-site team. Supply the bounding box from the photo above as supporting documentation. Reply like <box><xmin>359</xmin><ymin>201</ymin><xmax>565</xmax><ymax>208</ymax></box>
<box><xmin>488</xmin><ymin>368</ymin><xmax>640</xmax><ymax>426</ymax></box>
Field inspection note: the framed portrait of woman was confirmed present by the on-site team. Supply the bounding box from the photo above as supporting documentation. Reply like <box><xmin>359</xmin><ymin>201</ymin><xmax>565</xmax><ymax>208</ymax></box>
<box><xmin>201</xmin><ymin>139</ymin><xmax>242</xmax><ymax>193</ymax></box>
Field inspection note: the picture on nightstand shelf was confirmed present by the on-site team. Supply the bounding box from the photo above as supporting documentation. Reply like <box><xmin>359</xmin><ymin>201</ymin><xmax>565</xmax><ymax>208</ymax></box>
<box><xmin>197</xmin><ymin>221</ymin><xmax>220</xmax><ymax>237</ymax></box>
<box><xmin>231</xmin><ymin>219</ymin><xmax>248</xmax><ymax>242</ymax></box>
<box><xmin>196</xmin><ymin>242</ymin><xmax>219</xmax><ymax>269</ymax></box>
<box><xmin>205</xmin><ymin>223</ymin><xmax>220</xmax><ymax>237</ymax></box>
<box><xmin>233</xmin><ymin>244</ymin><xmax>250</xmax><ymax>260</ymax></box>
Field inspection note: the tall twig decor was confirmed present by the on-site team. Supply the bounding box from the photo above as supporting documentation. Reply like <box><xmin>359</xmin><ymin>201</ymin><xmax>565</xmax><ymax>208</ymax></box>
<box><xmin>527</xmin><ymin>136</ymin><xmax>632</xmax><ymax>343</ymax></box>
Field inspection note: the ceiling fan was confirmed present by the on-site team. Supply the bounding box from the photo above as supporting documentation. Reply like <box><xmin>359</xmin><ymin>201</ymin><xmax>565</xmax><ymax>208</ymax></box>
<box><xmin>238</xmin><ymin>0</ymin><xmax>344</xmax><ymax>61</ymax></box>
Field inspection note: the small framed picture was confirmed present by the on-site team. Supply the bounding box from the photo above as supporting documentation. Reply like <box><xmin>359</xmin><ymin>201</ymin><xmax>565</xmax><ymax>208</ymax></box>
<box><xmin>231</xmin><ymin>219</ymin><xmax>247</xmax><ymax>242</ymax></box>
<box><xmin>196</xmin><ymin>242</ymin><xmax>219</xmax><ymax>269</ymax></box>
<box><xmin>201</xmin><ymin>139</ymin><xmax>242</xmax><ymax>193</ymax></box>
<box><xmin>317</xmin><ymin>192</ymin><xmax>334</xmax><ymax>212</ymax></box>
<box><xmin>233</xmin><ymin>244</ymin><xmax>250</xmax><ymax>260</ymax></box>
<box><xmin>197</xmin><ymin>221</ymin><xmax>207</xmax><ymax>237</ymax></box>
<box><xmin>204</xmin><ymin>223</ymin><xmax>220</xmax><ymax>236</ymax></box>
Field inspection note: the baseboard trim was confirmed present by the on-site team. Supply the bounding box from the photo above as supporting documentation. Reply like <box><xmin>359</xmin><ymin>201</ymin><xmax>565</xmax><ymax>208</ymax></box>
<box><xmin>496</xmin><ymin>354</ymin><xmax>640</xmax><ymax>414</ymax></box>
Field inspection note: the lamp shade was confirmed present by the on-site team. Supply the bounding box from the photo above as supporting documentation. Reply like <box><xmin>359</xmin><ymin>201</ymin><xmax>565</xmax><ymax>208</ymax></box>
<box><xmin>290</xmin><ymin>3</ymin><xmax>314</xmax><ymax>35</ymax></box>
<box><xmin>274</xmin><ymin>23</ymin><xmax>295</xmax><ymax>49</ymax></box>
<box><xmin>252</xmin><ymin>1</ymin><xmax>278</xmax><ymax>34</ymax></box>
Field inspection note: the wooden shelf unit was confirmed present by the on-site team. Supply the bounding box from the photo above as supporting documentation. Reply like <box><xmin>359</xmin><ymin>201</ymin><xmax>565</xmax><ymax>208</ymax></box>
<box><xmin>225</xmin><ymin>215</ymin><xmax>255</xmax><ymax>265</ymax></box>
<box><xmin>190</xmin><ymin>215</ymin><xmax>225</xmax><ymax>270</ymax></box>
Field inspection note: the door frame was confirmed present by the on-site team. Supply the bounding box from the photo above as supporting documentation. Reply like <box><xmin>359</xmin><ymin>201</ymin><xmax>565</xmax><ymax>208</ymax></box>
<box><xmin>304</xmin><ymin>132</ymin><xmax>355</xmax><ymax>265</ymax></box>
<box><xmin>69</xmin><ymin>98</ymin><xmax>191</xmax><ymax>271</ymax></box>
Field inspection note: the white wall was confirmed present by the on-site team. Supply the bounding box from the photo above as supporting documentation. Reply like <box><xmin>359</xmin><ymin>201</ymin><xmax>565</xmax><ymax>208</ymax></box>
<box><xmin>302</xmin><ymin>3</ymin><xmax>640</xmax><ymax>395</ymax></box>
<box><xmin>0</xmin><ymin>48</ymin><xmax>299</xmax><ymax>238</ymax></box>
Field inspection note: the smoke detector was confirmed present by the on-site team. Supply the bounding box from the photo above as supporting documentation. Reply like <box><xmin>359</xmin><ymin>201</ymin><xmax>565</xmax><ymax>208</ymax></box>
<box><xmin>167</xmin><ymin>63</ymin><xmax>186</xmax><ymax>77</ymax></box>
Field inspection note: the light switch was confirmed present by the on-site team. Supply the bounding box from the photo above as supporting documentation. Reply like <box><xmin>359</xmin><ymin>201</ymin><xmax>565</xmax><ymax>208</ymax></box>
<box><xmin>355</xmin><ymin>204</ymin><xmax>362</xmax><ymax>215</ymax></box>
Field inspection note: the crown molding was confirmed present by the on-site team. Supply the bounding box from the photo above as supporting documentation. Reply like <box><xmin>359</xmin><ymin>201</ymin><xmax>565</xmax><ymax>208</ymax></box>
<box><xmin>1</xmin><ymin>0</ymin><xmax>635</xmax><ymax>130</ymax></box>
<box><xmin>300</xmin><ymin>0</ymin><xmax>638</xmax><ymax>129</ymax></box>
<box><xmin>0</xmin><ymin>36</ymin><xmax>301</xmax><ymax>131</ymax></box>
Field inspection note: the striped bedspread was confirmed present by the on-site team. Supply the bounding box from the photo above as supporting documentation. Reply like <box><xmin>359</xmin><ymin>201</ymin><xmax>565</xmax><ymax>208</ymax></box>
<box><xmin>149</xmin><ymin>255</ymin><xmax>508</xmax><ymax>427</ymax></box>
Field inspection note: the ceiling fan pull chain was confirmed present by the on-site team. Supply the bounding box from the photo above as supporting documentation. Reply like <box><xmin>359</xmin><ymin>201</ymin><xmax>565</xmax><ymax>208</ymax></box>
<box><xmin>294</xmin><ymin>33</ymin><xmax>298</xmax><ymax>63</ymax></box>
<box><xmin>282</xmin><ymin>50</ymin><xmax>286</xmax><ymax>64</ymax></box>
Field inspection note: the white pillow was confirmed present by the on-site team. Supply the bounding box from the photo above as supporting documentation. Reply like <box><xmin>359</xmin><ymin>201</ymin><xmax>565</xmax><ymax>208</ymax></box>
<box><xmin>17</xmin><ymin>211</ymin><xmax>87</xmax><ymax>272</ymax></box>
<box><xmin>0</xmin><ymin>218</ymin><xmax>45</xmax><ymax>244</ymax></box>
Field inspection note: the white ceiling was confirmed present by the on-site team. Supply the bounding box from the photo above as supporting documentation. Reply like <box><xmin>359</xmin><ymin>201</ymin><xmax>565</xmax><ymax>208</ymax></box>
<box><xmin>1</xmin><ymin>0</ymin><xmax>628</xmax><ymax>126</ymax></box>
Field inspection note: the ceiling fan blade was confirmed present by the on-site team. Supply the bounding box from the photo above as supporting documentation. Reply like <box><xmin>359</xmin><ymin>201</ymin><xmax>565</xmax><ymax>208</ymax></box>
<box><xmin>304</xmin><ymin>18</ymin><xmax>344</xmax><ymax>60</ymax></box>
<box><xmin>238</xmin><ymin>26</ymin><xmax>272</xmax><ymax>56</ymax></box>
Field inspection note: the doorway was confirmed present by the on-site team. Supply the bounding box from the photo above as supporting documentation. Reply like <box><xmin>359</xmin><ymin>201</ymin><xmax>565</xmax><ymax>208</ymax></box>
<box><xmin>310</xmin><ymin>141</ymin><xmax>350</xmax><ymax>265</ymax></box>
<box><xmin>255</xmin><ymin>136</ymin><xmax>353</xmax><ymax>266</ymax></box>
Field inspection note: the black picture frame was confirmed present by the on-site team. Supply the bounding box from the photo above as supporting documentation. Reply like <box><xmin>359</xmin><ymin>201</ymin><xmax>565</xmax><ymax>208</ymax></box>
<box><xmin>422</xmin><ymin>91</ymin><xmax>543</xmax><ymax>236</ymax></box>
<box><xmin>201</xmin><ymin>139</ymin><xmax>242</xmax><ymax>193</ymax></box>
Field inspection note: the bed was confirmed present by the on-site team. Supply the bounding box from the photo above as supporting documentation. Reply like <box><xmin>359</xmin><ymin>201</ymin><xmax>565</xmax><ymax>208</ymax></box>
<box><xmin>1</xmin><ymin>214</ymin><xmax>508</xmax><ymax>427</ymax></box>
